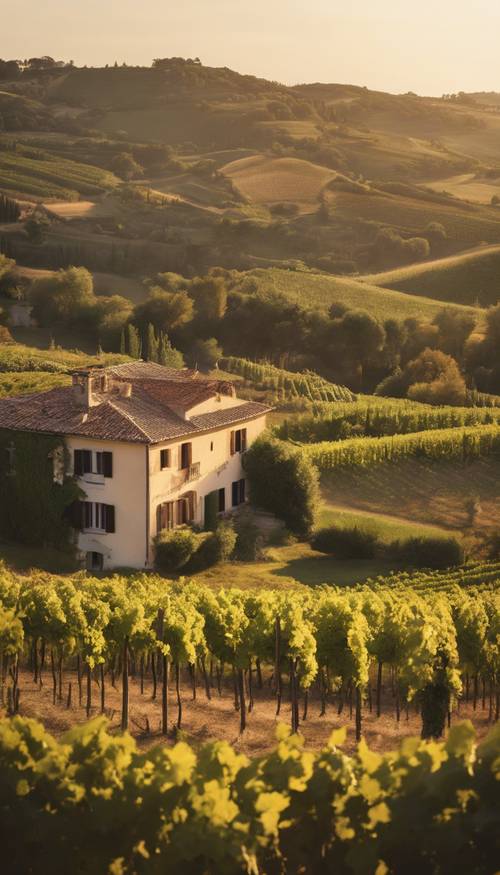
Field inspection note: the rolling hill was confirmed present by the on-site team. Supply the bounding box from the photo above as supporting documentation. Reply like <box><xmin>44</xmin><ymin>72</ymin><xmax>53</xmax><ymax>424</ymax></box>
<box><xmin>361</xmin><ymin>244</ymin><xmax>500</xmax><ymax>306</ymax></box>
<box><xmin>221</xmin><ymin>155</ymin><xmax>336</xmax><ymax>212</ymax></box>
<box><xmin>234</xmin><ymin>267</ymin><xmax>483</xmax><ymax>323</ymax></box>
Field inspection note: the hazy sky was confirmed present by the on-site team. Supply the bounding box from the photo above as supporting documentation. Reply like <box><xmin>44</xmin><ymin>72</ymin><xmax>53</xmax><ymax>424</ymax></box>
<box><xmin>4</xmin><ymin>0</ymin><xmax>499</xmax><ymax>95</ymax></box>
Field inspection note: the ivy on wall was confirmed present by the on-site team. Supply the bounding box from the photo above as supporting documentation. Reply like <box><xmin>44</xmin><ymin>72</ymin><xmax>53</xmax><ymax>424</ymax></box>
<box><xmin>0</xmin><ymin>429</ymin><xmax>82</xmax><ymax>548</ymax></box>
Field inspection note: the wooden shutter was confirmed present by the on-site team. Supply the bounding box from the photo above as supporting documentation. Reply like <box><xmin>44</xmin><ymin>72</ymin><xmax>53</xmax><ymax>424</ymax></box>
<box><xmin>218</xmin><ymin>487</ymin><xmax>225</xmax><ymax>512</ymax></box>
<box><xmin>160</xmin><ymin>449</ymin><xmax>170</xmax><ymax>469</ymax></box>
<box><xmin>241</xmin><ymin>429</ymin><xmax>247</xmax><ymax>452</ymax></box>
<box><xmin>74</xmin><ymin>450</ymin><xmax>83</xmax><ymax>476</ymax></box>
<box><xmin>83</xmin><ymin>450</ymin><xmax>92</xmax><ymax>473</ymax></box>
<box><xmin>230</xmin><ymin>431</ymin><xmax>236</xmax><ymax>455</ymax></box>
<box><xmin>102</xmin><ymin>452</ymin><xmax>113</xmax><ymax>478</ymax></box>
<box><xmin>105</xmin><ymin>504</ymin><xmax>115</xmax><ymax>533</ymax></box>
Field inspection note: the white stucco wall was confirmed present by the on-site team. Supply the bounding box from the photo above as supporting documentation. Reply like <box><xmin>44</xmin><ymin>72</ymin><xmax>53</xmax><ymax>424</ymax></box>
<box><xmin>148</xmin><ymin>413</ymin><xmax>267</xmax><ymax>549</ymax></box>
<box><xmin>66</xmin><ymin>411</ymin><xmax>267</xmax><ymax>570</ymax></box>
<box><xmin>66</xmin><ymin>435</ymin><xmax>147</xmax><ymax>570</ymax></box>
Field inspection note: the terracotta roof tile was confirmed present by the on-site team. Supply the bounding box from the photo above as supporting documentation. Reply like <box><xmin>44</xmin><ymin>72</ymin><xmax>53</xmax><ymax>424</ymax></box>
<box><xmin>0</xmin><ymin>362</ymin><xmax>271</xmax><ymax>444</ymax></box>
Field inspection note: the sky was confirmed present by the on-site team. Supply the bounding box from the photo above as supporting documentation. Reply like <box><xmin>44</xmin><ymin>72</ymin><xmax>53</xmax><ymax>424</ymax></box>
<box><xmin>3</xmin><ymin>0</ymin><xmax>500</xmax><ymax>95</ymax></box>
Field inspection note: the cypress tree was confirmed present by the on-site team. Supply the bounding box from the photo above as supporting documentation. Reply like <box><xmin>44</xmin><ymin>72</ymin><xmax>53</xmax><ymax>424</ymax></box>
<box><xmin>146</xmin><ymin>323</ymin><xmax>159</xmax><ymax>362</ymax></box>
<box><xmin>127</xmin><ymin>324</ymin><xmax>141</xmax><ymax>359</ymax></box>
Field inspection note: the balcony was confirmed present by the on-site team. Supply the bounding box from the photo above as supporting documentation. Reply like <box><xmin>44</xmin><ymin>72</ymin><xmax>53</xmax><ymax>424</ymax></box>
<box><xmin>186</xmin><ymin>462</ymin><xmax>201</xmax><ymax>482</ymax></box>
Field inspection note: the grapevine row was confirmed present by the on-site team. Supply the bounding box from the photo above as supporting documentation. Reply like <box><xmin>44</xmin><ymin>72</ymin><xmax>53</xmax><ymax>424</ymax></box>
<box><xmin>0</xmin><ymin>713</ymin><xmax>497</xmax><ymax>875</ymax></box>
<box><xmin>0</xmin><ymin>563</ymin><xmax>498</xmax><ymax>742</ymax></box>
<box><xmin>276</xmin><ymin>399</ymin><xmax>500</xmax><ymax>443</ymax></box>
<box><xmin>220</xmin><ymin>355</ymin><xmax>356</xmax><ymax>402</ymax></box>
<box><xmin>300</xmin><ymin>423</ymin><xmax>500</xmax><ymax>469</ymax></box>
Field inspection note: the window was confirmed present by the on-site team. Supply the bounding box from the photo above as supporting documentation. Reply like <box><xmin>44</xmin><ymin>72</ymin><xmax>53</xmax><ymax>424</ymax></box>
<box><xmin>231</xmin><ymin>478</ymin><xmax>246</xmax><ymax>507</ymax></box>
<box><xmin>81</xmin><ymin>501</ymin><xmax>115</xmax><ymax>533</ymax></box>
<box><xmin>74</xmin><ymin>449</ymin><xmax>112</xmax><ymax>477</ymax></box>
<box><xmin>210</xmin><ymin>441</ymin><xmax>214</xmax><ymax>451</ymax></box>
<box><xmin>218</xmin><ymin>487</ymin><xmax>226</xmax><ymax>513</ymax></box>
<box><xmin>96</xmin><ymin>452</ymin><xmax>113</xmax><ymax>477</ymax></box>
<box><xmin>160</xmin><ymin>448</ymin><xmax>171</xmax><ymax>470</ymax></box>
<box><xmin>180</xmin><ymin>442</ymin><xmax>192</xmax><ymax>470</ymax></box>
<box><xmin>230</xmin><ymin>428</ymin><xmax>247</xmax><ymax>455</ymax></box>
<box><xmin>74</xmin><ymin>449</ymin><xmax>92</xmax><ymax>476</ymax></box>
<box><xmin>157</xmin><ymin>501</ymin><xmax>175</xmax><ymax>533</ymax></box>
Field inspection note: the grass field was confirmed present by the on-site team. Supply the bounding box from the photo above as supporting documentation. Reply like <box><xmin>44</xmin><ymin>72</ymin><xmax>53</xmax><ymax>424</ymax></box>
<box><xmin>240</xmin><ymin>266</ymin><xmax>483</xmax><ymax>322</ymax></box>
<box><xmin>326</xmin><ymin>188</ymin><xmax>500</xmax><ymax>249</ymax></box>
<box><xmin>361</xmin><ymin>243</ymin><xmax>500</xmax><ymax>306</ymax></box>
<box><xmin>425</xmin><ymin>172</ymin><xmax>500</xmax><ymax>205</ymax></box>
<box><xmin>221</xmin><ymin>155</ymin><xmax>335</xmax><ymax>211</ymax></box>
<box><xmin>321</xmin><ymin>456</ymin><xmax>500</xmax><ymax>535</ymax></box>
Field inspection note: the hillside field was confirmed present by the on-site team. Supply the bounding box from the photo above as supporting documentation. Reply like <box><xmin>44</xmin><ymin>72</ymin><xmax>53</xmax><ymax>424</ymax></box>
<box><xmin>221</xmin><ymin>155</ymin><xmax>336</xmax><ymax>211</ymax></box>
<box><xmin>361</xmin><ymin>244</ymin><xmax>500</xmax><ymax>306</ymax></box>
<box><xmin>240</xmin><ymin>266</ymin><xmax>483</xmax><ymax>322</ymax></box>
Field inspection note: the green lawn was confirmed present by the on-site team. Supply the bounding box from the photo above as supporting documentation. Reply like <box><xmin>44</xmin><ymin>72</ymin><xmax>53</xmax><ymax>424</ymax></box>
<box><xmin>317</xmin><ymin>503</ymin><xmax>455</xmax><ymax>543</ymax></box>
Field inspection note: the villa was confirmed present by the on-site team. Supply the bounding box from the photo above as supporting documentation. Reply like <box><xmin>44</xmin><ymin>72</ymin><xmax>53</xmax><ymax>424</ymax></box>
<box><xmin>0</xmin><ymin>361</ymin><xmax>271</xmax><ymax>569</ymax></box>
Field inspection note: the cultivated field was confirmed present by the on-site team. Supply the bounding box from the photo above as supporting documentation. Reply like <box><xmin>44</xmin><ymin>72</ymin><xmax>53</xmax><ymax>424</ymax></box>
<box><xmin>221</xmin><ymin>156</ymin><xmax>336</xmax><ymax>211</ymax></box>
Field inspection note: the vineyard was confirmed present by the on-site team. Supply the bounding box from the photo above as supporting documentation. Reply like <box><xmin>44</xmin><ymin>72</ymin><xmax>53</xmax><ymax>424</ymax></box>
<box><xmin>276</xmin><ymin>399</ymin><xmax>500</xmax><ymax>443</ymax></box>
<box><xmin>219</xmin><ymin>356</ymin><xmax>356</xmax><ymax>404</ymax></box>
<box><xmin>0</xmin><ymin>145</ymin><xmax>118</xmax><ymax>200</ymax></box>
<box><xmin>0</xmin><ymin>714</ymin><xmax>497</xmax><ymax>875</ymax></box>
<box><xmin>301</xmin><ymin>424</ymin><xmax>500</xmax><ymax>470</ymax></box>
<box><xmin>1</xmin><ymin>564</ymin><xmax>498</xmax><ymax>749</ymax></box>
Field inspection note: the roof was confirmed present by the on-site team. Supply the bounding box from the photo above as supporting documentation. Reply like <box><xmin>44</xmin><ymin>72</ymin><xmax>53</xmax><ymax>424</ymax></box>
<box><xmin>0</xmin><ymin>361</ymin><xmax>271</xmax><ymax>444</ymax></box>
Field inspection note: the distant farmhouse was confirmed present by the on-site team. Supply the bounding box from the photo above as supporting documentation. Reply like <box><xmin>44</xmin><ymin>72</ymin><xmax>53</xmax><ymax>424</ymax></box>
<box><xmin>0</xmin><ymin>362</ymin><xmax>270</xmax><ymax>569</ymax></box>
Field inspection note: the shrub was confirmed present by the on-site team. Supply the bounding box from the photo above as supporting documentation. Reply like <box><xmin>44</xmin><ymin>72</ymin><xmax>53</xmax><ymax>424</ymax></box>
<box><xmin>389</xmin><ymin>536</ymin><xmax>464</xmax><ymax>569</ymax></box>
<box><xmin>190</xmin><ymin>522</ymin><xmax>237</xmax><ymax>569</ymax></box>
<box><xmin>244</xmin><ymin>437</ymin><xmax>319</xmax><ymax>537</ymax></box>
<box><xmin>154</xmin><ymin>527</ymin><xmax>197</xmax><ymax>573</ymax></box>
<box><xmin>234</xmin><ymin>509</ymin><xmax>264</xmax><ymax>560</ymax></box>
<box><xmin>311</xmin><ymin>525</ymin><xmax>378</xmax><ymax>559</ymax></box>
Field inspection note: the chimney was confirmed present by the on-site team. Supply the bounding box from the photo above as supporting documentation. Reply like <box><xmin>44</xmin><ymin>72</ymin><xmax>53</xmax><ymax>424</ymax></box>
<box><xmin>71</xmin><ymin>368</ymin><xmax>107</xmax><ymax>410</ymax></box>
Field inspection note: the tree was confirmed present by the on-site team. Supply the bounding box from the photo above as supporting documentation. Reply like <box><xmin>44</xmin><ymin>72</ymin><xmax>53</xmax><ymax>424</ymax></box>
<box><xmin>126</xmin><ymin>324</ymin><xmax>142</xmax><ymax>358</ymax></box>
<box><xmin>333</xmin><ymin>309</ymin><xmax>386</xmax><ymax>389</ymax></box>
<box><xmin>145</xmin><ymin>323</ymin><xmax>159</xmax><ymax>362</ymax></box>
<box><xmin>433</xmin><ymin>308</ymin><xmax>476</xmax><ymax>362</ymax></box>
<box><xmin>244</xmin><ymin>437</ymin><xmax>319</xmax><ymax>537</ymax></box>
<box><xmin>406</xmin><ymin>348</ymin><xmax>467</xmax><ymax>406</ymax></box>
<box><xmin>110</xmin><ymin>152</ymin><xmax>143</xmax><ymax>180</ymax></box>
<box><xmin>158</xmin><ymin>333</ymin><xmax>184</xmax><ymax>368</ymax></box>
<box><xmin>24</xmin><ymin>217</ymin><xmax>45</xmax><ymax>244</ymax></box>
<box><xmin>188</xmin><ymin>337</ymin><xmax>222</xmax><ymax>371</ymax></box>
<box><xmin>133</xmin><ymin>288</ymin><xmax>194</xmax><ymax>334</ymax></box>
<box><xmin>29</xmin><ymin>267</ymin><xmax>95</xmax><ymax>329</ymax></box>
<box><xmin>189</xmin><ymin>276</ymin><xmax>227</xmax><ymax>322</ymax></box>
